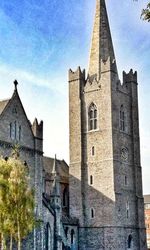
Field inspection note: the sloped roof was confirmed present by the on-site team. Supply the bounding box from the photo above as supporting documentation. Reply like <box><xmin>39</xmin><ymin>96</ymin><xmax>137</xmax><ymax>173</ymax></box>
<box><xmin>0</xmin><ymin>99</ymin><xmax>10</xmax><ymax>115</ymax></box>
<box><xmin>144</xmin><ymin>195</ymin><xmax>150</xmax><ymax>204</ymax></box>
<box><xmin>43</xmin><ymin>156</ymin><xmax>69</xmax><ymax>184</ymax></box>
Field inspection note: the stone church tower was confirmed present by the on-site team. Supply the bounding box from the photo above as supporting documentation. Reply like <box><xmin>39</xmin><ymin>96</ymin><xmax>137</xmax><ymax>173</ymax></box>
<box><xmin>69</xmin><ymin>0</ymin><xmax>147</xmax><ymax>249</ymax></box>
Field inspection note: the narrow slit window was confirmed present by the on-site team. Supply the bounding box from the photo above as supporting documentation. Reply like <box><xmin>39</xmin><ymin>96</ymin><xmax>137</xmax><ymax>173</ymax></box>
<box><xmin>92</xmin><ymin>146</ymin><xmax>95</xmax><ymax>156</ymax></box>
<box><xmin>91</xmin><ymin>208</ymin><xmax>95</xmax><ymax>218</ymax></box>
<box><xmin>90</xmin><ymin>175</ymin><xmax>93</xmax><ymax>185</ymax></box>
<box><xmin>120</xmin><ymin>105</ymin><xmax>125</xmax><ymax>132</ymax></box>
<box><xmin>126</xmin><ymin>201</ymin><xmax>129</xmax><ymax>219</ymax></box>
<box><xmin>127</xmin><ymin>235</ymin><xmax>132</xmax><ymax>248</ymax></box>
<box><xmin>10</xmin><ymin>123</ymin><xmax>12</xmax><ymax>138</ymax></box>
<box><xmin>19</xmin><ymin>125</ymin><xmax>21</xmax><ymax>141</ymax></box>
<box><xmin>71</xmin><ymin>229</ymin><xmax>75</xmax><ymax>245</ymax></box>
<box><xmin>125</xmin><ymin>176</ymin><xmax>127</xmax><ymax>185</ymax></box>
<box><xmin>14</xmin><ymin>121</ymin><xmax>17</xmax><ymax>139</ymax></box>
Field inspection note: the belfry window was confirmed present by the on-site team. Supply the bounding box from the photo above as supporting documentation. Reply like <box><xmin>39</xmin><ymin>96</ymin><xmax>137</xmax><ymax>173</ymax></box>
<box><xmin>88</xmin><ymin>103</ymin><xmax>98</xmax><ymax>131</ymax></box>
<box><xmin>120</xmin><ymin>105</ymin><xmax>125</xmax><ymax>131</ymax></box>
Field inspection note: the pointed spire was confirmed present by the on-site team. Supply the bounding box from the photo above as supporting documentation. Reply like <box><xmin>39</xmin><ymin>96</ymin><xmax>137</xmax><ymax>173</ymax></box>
<box><xmin>88</xmin><ymin>0</ymin><xmax>118</xmax><ymax>80</ymax></box>
<box><xmin>52</xmin><ymin>154</ymin><xmax>57</xmax><ymax>174</ymax></box>
<box><xmin>52</xmin><ymin>155</ymin><xmax>60</xmax><ymax>196</ymax></box>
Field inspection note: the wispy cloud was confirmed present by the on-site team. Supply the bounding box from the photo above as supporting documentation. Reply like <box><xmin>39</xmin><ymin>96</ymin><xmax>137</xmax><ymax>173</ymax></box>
<box><xmin>0</xmin><ymin>63</ymin><xmax>68</xmax><ymax>96</ymax></box>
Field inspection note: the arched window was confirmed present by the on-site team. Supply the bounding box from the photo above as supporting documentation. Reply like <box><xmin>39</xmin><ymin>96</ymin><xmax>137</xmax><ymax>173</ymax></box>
<box><xmin>120</xmin><ymin>105</ymin><xmax>125</xmax><ymax>131</ymax></box>
<box><xmin>45</xmin><ymin>223</ymin><xmax>51</xmax><ymax>250</ymax></box>
<box><xmin>71</xmin><ymin>229</ymin><xmax>75</xmax><ymax>245</ymax></box>
<box><xmin>88</xmin><ymin>103</ymin><xmax>97</xmax><ymax>131</ymax></box>
<box><xmin>127</xmin><ymin>234</ymin><xmax>132</xmax><ymax>248</ymax></box>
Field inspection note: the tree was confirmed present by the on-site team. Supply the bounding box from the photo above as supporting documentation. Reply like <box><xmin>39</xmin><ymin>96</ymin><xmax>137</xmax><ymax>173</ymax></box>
<box><xmin>141</xmin><ymin>2</ymin><xmax>150</xmax><ymax>22</ymax></box>
<box><xmin>0</xmin><ymin>151</ymin><xmax>37</xmax><ymax>250</ymax></box>
<box><xmin>0</xmin><ymin>157</ymin><xmax>12</xmax><ymax>250</ymax></box>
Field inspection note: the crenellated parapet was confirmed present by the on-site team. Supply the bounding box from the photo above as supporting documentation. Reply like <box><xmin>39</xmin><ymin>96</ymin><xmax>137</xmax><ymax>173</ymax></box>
<box><xmin>116</xmin><ymin>69</ymin><xmax>137</xmax><ymax>95</ymax></box>
<box><xmin>68</xmin><ymin>66</ymin><xmax>85</xmax><ymax>82</ymax></box>
<box><xmin>32</xmin><ymin>118</ymin><xmax>43</xmax><ymax>139</ymax></box>
<box><xmin>123</xmin><ymin>69</ymin><xmax>137</xmax><ymax>84</ymax></box>
<box><xmin>84</xmin><ymin>75</ymin><xmax>101</xmax><ymax>92</ymax></box>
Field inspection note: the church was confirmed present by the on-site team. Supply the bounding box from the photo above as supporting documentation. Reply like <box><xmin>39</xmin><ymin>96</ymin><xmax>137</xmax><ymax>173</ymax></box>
<box><xmin>0</xmin><ymin>0</ymin><xmax>147</xmax><ymax>249</ymax></box>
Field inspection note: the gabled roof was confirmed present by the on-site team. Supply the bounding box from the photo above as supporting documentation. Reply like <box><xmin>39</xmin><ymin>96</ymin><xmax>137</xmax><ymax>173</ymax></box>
<box><xmin>0</xmin><ymin>99</ymin><xmax>10</xmax><ymax>115</ymax></box>
<box><xmin>0</xmin><ymin>81</ymin><xmax>35</xmax><ymax>139</ymax></box>
<box><xmin>43</xmin><ymin>156</ymin><xmax>69</xmax><ymax>184</ymax></box>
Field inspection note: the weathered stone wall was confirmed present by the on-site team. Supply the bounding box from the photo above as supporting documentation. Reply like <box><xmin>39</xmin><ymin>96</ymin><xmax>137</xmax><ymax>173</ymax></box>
<box><xmin>0</xmin><ymin>89</ymin><xmax>48</xmax><ymax>250</ymax></box>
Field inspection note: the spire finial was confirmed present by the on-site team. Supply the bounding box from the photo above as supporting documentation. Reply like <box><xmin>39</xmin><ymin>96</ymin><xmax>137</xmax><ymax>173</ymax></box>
<box><xmin>52</xmin><ymin>154</ymin><xmax>57</xmax><ymax>174</ymax></box>
<box><xmin>51</xmin><ymin>154</ymin><xmax>60</xmax><ymax>196</ymax></box>
<box><xmin>14</xmin><ymin>80</ymin><xmax>18</xmax><ymax>90</ymax></box>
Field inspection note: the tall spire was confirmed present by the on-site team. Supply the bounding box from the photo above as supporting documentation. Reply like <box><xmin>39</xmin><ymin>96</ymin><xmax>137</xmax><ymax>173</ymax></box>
<box><xmin>88</xmin><ymin>0</ymin><xmax>117</xmax><ymax>80</ymax></box>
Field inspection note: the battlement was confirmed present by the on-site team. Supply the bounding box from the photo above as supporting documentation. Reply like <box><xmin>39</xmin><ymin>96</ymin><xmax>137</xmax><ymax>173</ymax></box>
<box><xmin>123</xmin><ymin>69</ymin><xmax>137</xmax><ymax>84</ymax></box>
<box><xmin>68</xmin><ymin>66</ymin><xmax>85</xmax><ymax>82</ymax></box>
<box><xmin>32</xmin><ymin>118</ymin><xmax>43</xmax><ymax>139</ymax></box>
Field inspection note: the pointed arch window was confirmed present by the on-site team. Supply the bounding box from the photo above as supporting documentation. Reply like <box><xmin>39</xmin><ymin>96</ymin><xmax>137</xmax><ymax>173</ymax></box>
<box><xmin>88</xmin><ymin>103</ymin><xmax>98</xmax><ymax>131</ymax></box>
<box><xmin>120</xmin><ymin>105</ymin><xmax>125</xmax><ymax>132</ymax></box>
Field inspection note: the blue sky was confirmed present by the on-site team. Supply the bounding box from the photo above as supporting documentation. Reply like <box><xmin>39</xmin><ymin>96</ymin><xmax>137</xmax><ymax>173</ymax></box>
<box><xmin>0</xmin><ymin>0</ymin><xmax>149</xmax><ymax>194</ymax></box>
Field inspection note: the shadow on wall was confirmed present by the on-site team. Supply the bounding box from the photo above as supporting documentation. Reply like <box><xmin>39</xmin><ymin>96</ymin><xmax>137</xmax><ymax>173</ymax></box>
<box><xmin>68</xmin><ymin>173</ymin><xmax>141</xmax><ymax>250</ymax></box>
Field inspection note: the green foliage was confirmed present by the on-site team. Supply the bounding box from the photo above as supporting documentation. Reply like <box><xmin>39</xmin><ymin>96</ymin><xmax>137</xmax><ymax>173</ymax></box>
<box><xmin>141</xmin><ymin>2</ymin><xmax>150</xmax><ymax>22</ymax></box>
<box><xmin>0</xmin><ymin>152</ymin><xmax>37</xmax><ymax>250</ymax></box>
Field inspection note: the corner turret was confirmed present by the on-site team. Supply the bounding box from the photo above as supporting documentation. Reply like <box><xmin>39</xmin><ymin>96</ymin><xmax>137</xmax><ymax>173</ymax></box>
<box><xmin>32</xmin><ymin>118</ymin><xmax>43</xmax><ymax>140</ymax></box>
<box><xmin>123</xmin><ymin>69</ymin><xmax>137</xmax><ymax>84</ymax></box>
<box><xmin>68</xmin><ymin>67</ymin><xmax>85</xmax><ymax>83</ymax></box>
